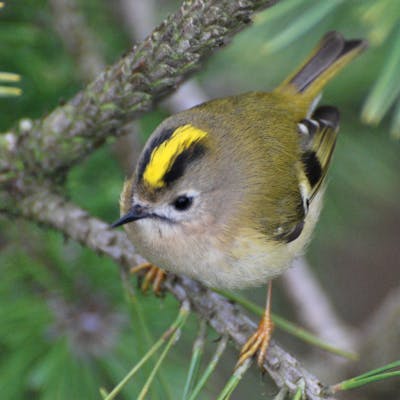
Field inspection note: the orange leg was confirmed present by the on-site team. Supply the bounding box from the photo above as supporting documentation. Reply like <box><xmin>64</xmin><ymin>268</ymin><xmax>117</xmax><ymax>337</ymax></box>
<box><xmin>236</xmin><ymin>281</ymin><xmax>274</xmax><ymax>369</ymax></box>
<box><xmin>130</xmin><ymin>262</ymin><xmax>167</xmax><ymax>296</ymax></box>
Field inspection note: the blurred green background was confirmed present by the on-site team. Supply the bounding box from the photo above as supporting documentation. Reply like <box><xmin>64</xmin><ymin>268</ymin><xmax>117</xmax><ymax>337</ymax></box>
<box><xmin>0</xmin><ymin>0</ymin><xmax>399</xmax><ymax>399</ymax></box>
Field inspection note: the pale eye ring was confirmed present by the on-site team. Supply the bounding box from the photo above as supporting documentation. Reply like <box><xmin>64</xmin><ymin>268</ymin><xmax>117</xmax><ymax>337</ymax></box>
<box><xmin>172</xmin><ymin>195</ymin><xmax>193</xmax><ymax>211</ymax></box>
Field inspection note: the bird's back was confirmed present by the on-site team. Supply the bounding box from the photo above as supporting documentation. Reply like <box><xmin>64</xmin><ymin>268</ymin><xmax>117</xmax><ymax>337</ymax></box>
<box><xmin>175</xmin><ymin>91</ymin><xmax>305</xmax><ymax>239</ymax></box>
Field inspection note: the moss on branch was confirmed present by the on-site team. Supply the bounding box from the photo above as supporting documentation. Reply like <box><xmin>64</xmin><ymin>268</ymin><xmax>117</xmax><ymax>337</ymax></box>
<box><xmin>0</xmin><ymin>0</ymin><xmax>277</xmax><ymax>203</ymax></box>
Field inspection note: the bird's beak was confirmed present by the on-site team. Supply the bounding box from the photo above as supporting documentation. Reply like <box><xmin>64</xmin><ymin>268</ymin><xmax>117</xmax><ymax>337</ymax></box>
<box><xmin>111</xmin><ymin>205</ymin><xmax>150</xmax><ymax>228</ymax></box>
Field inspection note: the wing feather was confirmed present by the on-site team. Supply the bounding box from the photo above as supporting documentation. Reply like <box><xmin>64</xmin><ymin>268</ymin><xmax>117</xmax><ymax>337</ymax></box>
<box><xmin>298</xmin><ymin>105</ymin><xmax>339</xmax><ymax>202</ymax></box>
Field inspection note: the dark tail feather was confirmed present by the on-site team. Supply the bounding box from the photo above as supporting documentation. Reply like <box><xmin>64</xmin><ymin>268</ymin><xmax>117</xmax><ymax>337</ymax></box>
<box><xmin>276</xmin><ymin>31</ymin><xmax>368</xmax><ymax>100</ymax></box>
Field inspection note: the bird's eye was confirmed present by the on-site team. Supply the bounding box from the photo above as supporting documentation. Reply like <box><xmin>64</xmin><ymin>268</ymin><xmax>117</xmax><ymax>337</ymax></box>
<box><xmin>172</xmin><ymin>195</ymin><xmax>193</xmax><ymax>211</ymax></box>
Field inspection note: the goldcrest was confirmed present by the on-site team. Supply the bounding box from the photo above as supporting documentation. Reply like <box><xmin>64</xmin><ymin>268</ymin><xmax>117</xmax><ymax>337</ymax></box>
<box><xmin>113</xmin><ymin>32</ymin><xmax>367</xmax><ymax>290</ymax></box>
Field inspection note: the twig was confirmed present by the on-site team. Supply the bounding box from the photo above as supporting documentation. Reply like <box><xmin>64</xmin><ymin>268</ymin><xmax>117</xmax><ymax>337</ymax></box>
<box><xmin>167</xmin><ymin>276</ymin><xmax>337</xmax><ymax>400</ymax></box>
<box><xmin>0</xmin><ymin>1</ymin><xmax>356</xmax><ymax>398</ymax></box>
<box><xmin>117</xmin><ymin>0</ymin><xmax>209</xmax><ymax>172</ymax></box>
<box><xmin>18</xmin><ymin>188</ymin><xmax>335</xmax><ymax>400</ymax></box>
<box><xmin>118</xmin><ymin>0</ymin><xmax>208</xmax><ymax>111</ymax></box>
<box><xmin>49</xmin><ymin>0</ymin><xmax>142</xmax><ymax>174</ymax></box>
<box><xmin>215</xmin><ymin>289</ymin><xmax>357</xmax><ymax>360</ymax></box>
<box><xmin>1</xmin><ymin>0</ymin><xmax>279</xmax><ymax>195</ymax></box>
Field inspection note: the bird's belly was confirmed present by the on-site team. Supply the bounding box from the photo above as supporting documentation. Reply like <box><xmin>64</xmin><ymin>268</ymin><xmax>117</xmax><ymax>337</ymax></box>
<box><xmin>128</xmin><ymin>192</ymin><xmax>323</xmax><ymax>290</ymax></box>
<box><xmin>130</xmin><ymin>223</ymin><xmax>295</xmax><ymax>289</ymax></box>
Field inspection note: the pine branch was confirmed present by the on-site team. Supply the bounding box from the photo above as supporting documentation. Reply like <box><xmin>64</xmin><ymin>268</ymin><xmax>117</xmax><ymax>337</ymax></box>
<box><xmin>18</xmin><ymin>188</ymin><xmax>335</xmax><ymax>400</ymax></box>
<box><xmin>0</xmin><ymin>0</ymin><xmax>277</xmax><ymax>198</ymax></box>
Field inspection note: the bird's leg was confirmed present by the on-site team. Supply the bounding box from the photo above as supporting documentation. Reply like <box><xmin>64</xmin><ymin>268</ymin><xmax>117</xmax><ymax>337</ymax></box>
<box><xmin>236</xmin><ymin>281</ymin><xmax>274</xmax><ymax>369</ymax></box>
<box><xmin>130</xmin><ymin>262</ymin><xmax>167</xmax><ymax>296</ymax></box>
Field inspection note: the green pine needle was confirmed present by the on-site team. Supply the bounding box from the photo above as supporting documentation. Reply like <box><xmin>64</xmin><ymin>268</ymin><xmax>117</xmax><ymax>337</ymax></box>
<box><xmin>255</xmin><ymin>0</ymin><xmax>305</xmax><ymax>25</ymax></box>
<box><xmin>103</xmin><ymin>303</ymin><xmax>190</xmax><ymax>400</ymax></box>
<box><xmin>0</xmin><ymin>86</ymin><xmax>21</xmax><ymax>96</ymax></box>
<box><xmin>121</xmin><ymin>275</ymin><xmax>173</xmax><ymax>399</ymax></box>
<box><xmin>99</xmin><ymin>387</ymin><xmax>108</xmax><ymax>399</ymax></box>
<box><xmin>137</xmin><ymin>304</ymin><xmax>190</xmax><ymax>400</ymax></box>
<box><xmin>182</xmin><ymin>319</ymin><xmax>207</xmax><ymax>400</ymax></box>
<box><xmin>331</xmin><ymin>360</ymin><xmax>400</xmax><ymax>392</ymax></box>
<box><xmin>351</xmin><ymin>359</ymin><xmax>400</xmax><ymax>380</ymax></box>
<box><xmin>390</xmin><ymin>97</ymin><xmax>400</xmax><ymax>138</ymax></box>
<box><xmin>0</xmin><ymin>72</ymin><xmax>21</xmax><ymax>96</ymax></box>
<box><xmin>215</xmin><ymin>358</ymin><xmax>252</xmax><ymax>400</ymax></box>
<box><xmin>214</xmin><ymin>289</ymin><xmax>358</xmax><ymax>360</ymax></box>
<box><xmin>292</xmin><ymin>380</ymin><xmax>305</xmax><ymax>400</ymax></box>
<box><xmin>261</xmin><ymin>0</ymin><xmax>343</xmax><ymax>54</ymax></box>
<box><xmin>273</xmin><ymin>387</ymin><xmax>288</xmax><ymax>400</ymax></box>
<box><xmin>362</xmin><ymin>24</ymin><xmax>400</xmax><ymax>125</ymax></box>
<box><xmin>0</xmin><ymin>72</ymin><xmax>20</xmax><ymax>82</ymax></box>
<box><xmin>187</xmin><ymin>335</ymin><xmax>228</xmax><ymax>400</ymax></box>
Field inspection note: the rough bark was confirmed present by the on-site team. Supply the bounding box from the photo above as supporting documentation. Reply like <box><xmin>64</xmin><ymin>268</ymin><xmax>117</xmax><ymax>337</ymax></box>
<box><xmin>2</xmin><ymin>0</ymin><xmax>377</xmax><ymax>398</ymax></box>
<box><xmin>19</xmin><ymin>188</ymin><xmax>335</xmax><ymax>399</ymax></box>
<box><xmin>0</xmin><ymin>0</ymin><xmax>277</xmax><ymax>194</ymax></box>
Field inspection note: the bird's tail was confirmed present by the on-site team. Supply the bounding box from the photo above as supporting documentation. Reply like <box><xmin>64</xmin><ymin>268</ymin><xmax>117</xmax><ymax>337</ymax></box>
<box><xmin>275</xmin><ymin>31</ymin><xmax>367</xmax><ymax>102</ymax></box>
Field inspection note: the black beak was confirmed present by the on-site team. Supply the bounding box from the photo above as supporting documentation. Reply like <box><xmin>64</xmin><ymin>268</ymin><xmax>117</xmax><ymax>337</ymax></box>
<box><xmin>111</xmin><ymin>205</ymin><xmax>149</xmax><ymax>228</ymax></box>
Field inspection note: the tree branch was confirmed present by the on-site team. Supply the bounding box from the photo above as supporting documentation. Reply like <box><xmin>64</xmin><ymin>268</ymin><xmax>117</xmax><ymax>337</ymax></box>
<box><xmin>118</xmin><ymin>0</ymin><xmax>209</xmax><ymax>111</ymax></box>
<box><xmin>0</xmin><ymin>1</ymin><xmax>352</xmax><ymax>397</ymax></box>
<box><xmin>19</xmin><ymin>188</ymin><xmax>142</xmax><ymax>268</ymax></box>
<box><xmin>168</xmin><ymin>277</ymin><xmax>336</xmax><ymax>400</ymax></box>
<box><xmin>0</xmin><ymin>0</ymin><xmax>277</xmax><ymax>192</ymax></box>
<box><xmin>17</xmin><ymin>188</ymin><xmax>335</xmax><ymax>400</ymax></box>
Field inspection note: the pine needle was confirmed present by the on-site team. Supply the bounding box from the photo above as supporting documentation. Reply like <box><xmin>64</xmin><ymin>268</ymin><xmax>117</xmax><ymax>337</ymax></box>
<box><xmin>103</xmin><ymin>303</ymin><xmax>190</xmax><ymax>400</ymax></box>
<box><xmin>0</xmin><ymin>72</ymin><xmax>21</xmax><ymax>97</ymax></box>
<box><xmin>273</xmin><ymin>387</ymin><xmax>288</xmax><ymax>400</ymax></box>
<box><xmin>138</xmin><ymin>303</ymin><xmax>190</xmax><ymax>400</ymax></box>
<box><xmin>215</xmin><ymin>289</ymin><xmax>357</xmax><ymax>360</ymax></box>
<box><xmin>215</xmin><ymin>358</ymin><xmax>252</xmax><ymax>400</ymax></box>
<box><xmin>292</xmin><ymin>380</ymin><xmax>305</xmax><ymax>400</ymax></box>
<box><xmin>0</xmin><ymin>72</ymin><xmax>21</xmax><ymax>82</ymax></box>
<box><xmin>182</xmin><ymin>319</ymin><xmax>207</xmax><ymax>400</ymax></box>
<box><xmin>362</xmin><ymin>24</ymin><xmax>400</xmax><ymax>125</ymax></box>
<box><xmin>390</xmin><ymin>97</ymin><xmax>400</xmax><ymax>139</ymax></box>
<box><xmin>187</xmin><ymin>335</ymin><xmax>228</xmax><ymax>400</ymax></box>
<box><xmin>261</xmin><ymin>0</ymin><xmax>343</xmax><ymax>54</ymax></box>
<box><xmin>331</xmin><ymin>360</ymin><xmax>400</xmax><ymax>392</ymax></box>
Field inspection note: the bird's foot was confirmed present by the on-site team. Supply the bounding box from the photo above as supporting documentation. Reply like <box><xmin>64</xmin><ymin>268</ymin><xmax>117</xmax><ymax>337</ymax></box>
<box><xmin>236</xmin><ymin>310</ymin><xmax>274</xmax><ymax>370</ymax></box>
<box><xmin>130</xmin><ymin>262</ymin><xmax>167</xmax><ymax>296</ymax></box>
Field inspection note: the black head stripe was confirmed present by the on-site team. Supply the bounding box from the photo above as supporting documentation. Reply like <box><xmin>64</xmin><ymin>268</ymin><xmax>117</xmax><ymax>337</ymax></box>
<box><xmin>302</xmin><ymin>150</ymin><xmax>322</xmax><ymax>187</ymax></box>
<box><xmin>137</xmin><ymin>128</ymin><xmax>175</xmax><ymax>181</ymax></box>
<box><xmin>163</xmin><ymin>142</ymin><xmax>206</xmax><ymax>186</ymax></box>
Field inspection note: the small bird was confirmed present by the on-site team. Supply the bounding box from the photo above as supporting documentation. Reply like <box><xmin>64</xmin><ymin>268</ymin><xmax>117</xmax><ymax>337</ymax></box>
<box><xmin>112</xmin><ymin>31</ymin><xmax>367</xmax><ymax>368</ymax></box>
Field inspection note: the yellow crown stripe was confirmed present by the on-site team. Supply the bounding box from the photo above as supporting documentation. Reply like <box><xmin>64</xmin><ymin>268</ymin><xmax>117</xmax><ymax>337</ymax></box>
<box><xmin>143</xmin><ymin>124</ymin><xmax>208</xmax><ymax>188</ymax></box>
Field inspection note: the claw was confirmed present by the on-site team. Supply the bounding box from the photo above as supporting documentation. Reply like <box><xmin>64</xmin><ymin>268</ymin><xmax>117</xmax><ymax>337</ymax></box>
<box><xmin>130</xmin><ymin>262</ymin><xmax>166</xmax><ymax>296</ymax></box>
<box><xmin>236</xmin><ymin>315</ymin><xmax>274</xmax><ymax>369</ymax></box>
<box><xmin>235</xmin><ymin>281</ymin><xmax>274</xmax><ymax>370</ymax></box>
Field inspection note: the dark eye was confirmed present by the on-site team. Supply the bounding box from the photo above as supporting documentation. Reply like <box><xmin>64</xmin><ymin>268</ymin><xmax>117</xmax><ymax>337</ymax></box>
<box><xmin>172</xmin><ymin>195</ymin><xmax>193</xmax><ymax>211</ymax></box>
